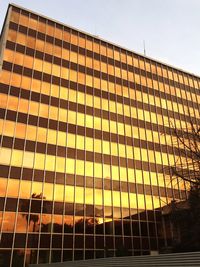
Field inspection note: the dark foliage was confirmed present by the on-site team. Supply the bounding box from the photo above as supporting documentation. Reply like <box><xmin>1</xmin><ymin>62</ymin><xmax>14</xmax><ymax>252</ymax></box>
<box><xmin>167</xmin><ymin>120</ymin><xmax>200</xmax><ymax>252</ymax></box>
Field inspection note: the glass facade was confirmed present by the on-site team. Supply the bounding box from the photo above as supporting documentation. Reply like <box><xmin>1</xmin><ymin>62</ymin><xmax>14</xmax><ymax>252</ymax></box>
<box><xmin>0</xmin><ymin>4</ymin><xmax>200</xmax><ymax>267</ymax></box>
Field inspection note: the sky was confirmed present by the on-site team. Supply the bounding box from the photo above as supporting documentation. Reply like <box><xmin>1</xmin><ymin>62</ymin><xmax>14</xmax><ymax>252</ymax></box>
<box><xmin>0</xmin><ymin>0</ymin><xmax>200</xmax><ymax>76</ymax></box>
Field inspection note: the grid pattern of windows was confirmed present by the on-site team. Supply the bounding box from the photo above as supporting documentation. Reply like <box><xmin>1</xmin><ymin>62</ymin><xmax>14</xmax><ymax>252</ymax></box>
<box><xmin>0</xmin><ymin>4</ymin><xmax>200</xmax><ymax>267</ymax></box>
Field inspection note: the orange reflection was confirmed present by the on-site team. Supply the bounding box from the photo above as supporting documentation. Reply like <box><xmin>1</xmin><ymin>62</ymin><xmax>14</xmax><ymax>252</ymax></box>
<box><xmin>2</xmin><ymin>212</ymin><xmax>16</xmax><ymax>231</ymax></box>
<box><xmin>16</xmin><ymin>213</ymin><xmax>27</xmax><ymax>232</ymax></box>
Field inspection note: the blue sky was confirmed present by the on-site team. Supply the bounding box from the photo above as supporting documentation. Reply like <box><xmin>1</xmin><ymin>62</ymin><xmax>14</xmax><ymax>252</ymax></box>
<box><xmin>0</xmin><ymin>0</ymin><xmax>200</xmax><ymax>76</ymax></box>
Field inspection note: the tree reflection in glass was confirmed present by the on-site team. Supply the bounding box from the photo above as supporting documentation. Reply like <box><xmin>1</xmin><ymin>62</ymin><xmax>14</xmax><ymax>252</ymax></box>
<box><xmin>21</xmin><ymin>193</ymin><xmax>45</xmax><ymax>232</ymax></box>
<box><xmin>20</xmin><ymin>193</ymin><xmax>46</xmax><ymax>264</ymax></box>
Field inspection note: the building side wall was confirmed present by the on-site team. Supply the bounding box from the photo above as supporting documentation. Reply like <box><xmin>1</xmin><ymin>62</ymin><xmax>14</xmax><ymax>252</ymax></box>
<box><xmin>0</xmin><ymin>7</ymin><xmax>11</xmax><ymax>72</ymax></box>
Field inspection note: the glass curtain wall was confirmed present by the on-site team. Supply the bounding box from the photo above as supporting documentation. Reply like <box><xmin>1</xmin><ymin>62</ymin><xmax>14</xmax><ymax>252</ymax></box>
<box><xmin>0</xmin><ymin>4</ymin><xmax>199</xmax><ymax>267</ymax></box>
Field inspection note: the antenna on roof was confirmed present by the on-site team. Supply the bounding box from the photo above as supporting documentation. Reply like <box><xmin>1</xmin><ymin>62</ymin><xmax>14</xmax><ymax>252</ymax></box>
<box><xmin>94</xmin><ymin>24</ymin><xmax>97</xmax><ymax>36</ymax></box>
<box><xmin>143</xmin><ymin>40</ymin><xmax>146</xmax><ymax>56</ymax></box>
<box><xmin>94</xmin><ymin>24</ymin><xmax>99</xmax><ymax>38</ymax></box>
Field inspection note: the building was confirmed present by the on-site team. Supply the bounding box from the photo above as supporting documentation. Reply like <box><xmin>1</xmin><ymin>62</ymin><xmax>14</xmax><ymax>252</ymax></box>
<box><xmin>0</xmin><ymin>3</ymin><xmax>200</xmax><ymax>267</ymax></box>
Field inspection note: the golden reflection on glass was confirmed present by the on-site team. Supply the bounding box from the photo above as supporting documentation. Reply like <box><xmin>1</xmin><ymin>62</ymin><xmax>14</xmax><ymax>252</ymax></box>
<box><xmin>66</xmin><ymin>159</ymin><xmax>75</xmax><ymax>174</ymax></box>
<box><xmin>113</xmin><ymin>191</ymin><xmax>120</xmax><ymax>207</ymax></box>
<box><xmin>85</xmin><ymin>187</ymin><xmax>93</xmax><ymax>205</ymax></box>
<box><xmin>103</xmin><ymin>190</ymin><xmax>111</xmax><ymax>206</ymax></box>
<box><xmin>0</xmin><ymin>148</ymin><xmax>11</xmax><ymax>165</ymax></box>
<box><xmin>54</xmin><ymin>184</ymin><xmax>64</xmax><ymax>201</ymax></box>
<box><xmin>55</xmin><ymin>156</ymin><xmax>65</xmax><ymax>173</ymax></box>
<box><xmin>120</xmin><ymin>167</ymin><xmax>127</xmax><ymax>182</ymax></box>
<box><xmin>94</xmin><ymin>163</ymin><xmax>102</xmax><ymax>179</ymax></box>
<box><xmin>103</xmin><ymin>164</ymin><xmax>111</xmax><ymax>179</ymax></box>
<box><xmin>43</xmin><ymin>183</ymin><xmax>54</xmax><ymax>201</ymax></box>
<box><xmin>23</xmin><ymin>151</ymin><xmax>34</xmax><ymax>169</ymax></box>
<box><xmin>38</xmin><ymin>21</ymin><xmax>46</xmax><ymax>35</ymax></box>
<box><xmin>31</xmin><ymin>182</ymin><xmax>43</xmax><ymax>197</ymax></box>
<box><xmin>121</xmin><ymin>192</ymin><xmax>129</xmax><ymax>207</ymax></box>
<box><xmin>16</xmin><ymin>213</ymin><xmax>27</xmax><ymax>232</ymax></box>
<box><xmin>85</xmin><ymin>137</ymin><xmax>93</xmax><ymax>152</ymax></box>
<box><xmin>47</xmin><ymin>129</ymin><xmax>57</xmax><ymax>145</ymax></box>
<box><xmin>112</xmin><ymin>165</ymin><xmax>119</xmax><ymax>181</ymax></box>
<box><xmin>77</xmin><ymin>113</ymin><xmax>84</xmax><ymax>127</ymax></box>
<box><xmin>85</xmin><ymin>161</ymin><xmax>93</xmax><ymax>177</ymax></box>
<box><xmin>45</xmin><ymin>154</ymin><xmax>55</xmax><ymax>172</ymax></box>
<box><xmin>76</xmin><ymin>160</ymin><xmax>84</xmax><ymax>176</ymax></box>
<box><xmin>0</xmin><ymin>93</ymin><xmax>7</xmax><ymax>109</ymax></box>
<box><xmin>57</xmin><ymin>131</ymin><xmax>66</xmax><ymax>146</ymax></box>
<box><xmin>128</xmin><ymin>168</ymin><xmax>135</xmax><ymax>183</ymax></box>
<box><xmin>26</xmin><ymin>125</ymin><xmax>36</xmax><ymax>141</ymax></box>
<box><xmin>2</xmin><ymin>212</ymin><xmax>16</xmax><ymax>231</ymax></box>
<box><xmin>118</xmin><ymin>143</ymin><xmax>125</xmax><ymax>158</ymax></box>
<box><xmin>0</xmin><ymin>178</ymin><xmax>7</xmax><ymax>197</ymax></box>
<box><xmin>10</xmin><ymin>10</ymin><xmax>19</xmax><ymax>23</ymax></box>
<box><xmin>102</xmin><ymin>140</ymin><xmax>110</xmax><ymax>155</ymax></box>
<box><xmin>145</xmin><ymin>195</ymin><xmax>153</xmax><ymax>210</ymax></box>
<box><xmin>35</xmin><ymin>153</ymin><xmax>45</xmax><ymax>170</ymax></box>
<box><xmin>75</xmin><ymin>187</ymin><xmax>83</xmax><ymax>204</ymax></box>
<box><xmin>64</xmin><ymin>185</ymin><xmax>74</xmax><ymax>203</ymax></box>
<box><xmin>135</xmin><ymin>170</ymin><xmax>143</xmax><ymax>184</ymax></box>
<box><xmin>129</xmin><ymin>193</ymin><xmax>137</xmax><ymax>209</ymax></box>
